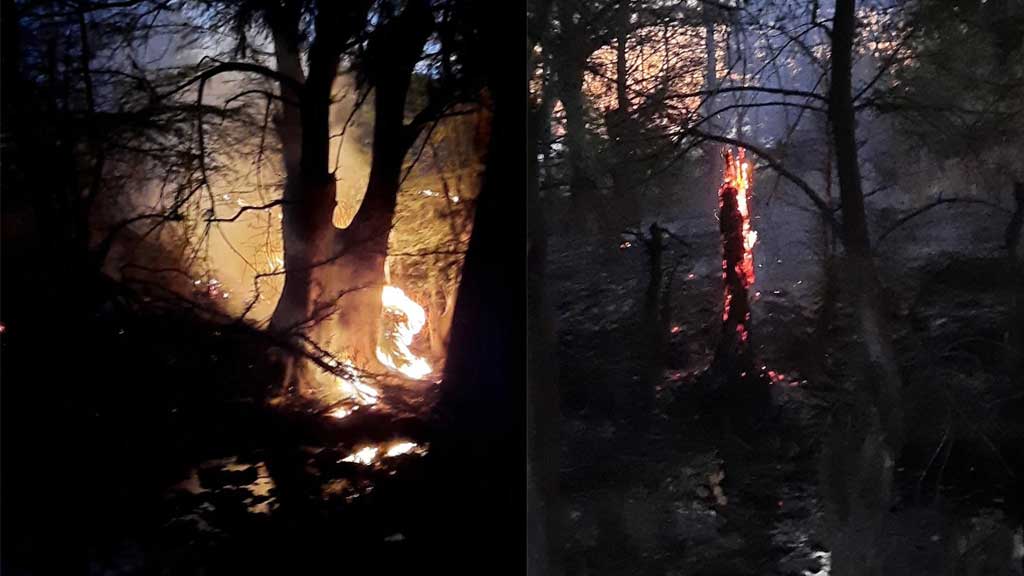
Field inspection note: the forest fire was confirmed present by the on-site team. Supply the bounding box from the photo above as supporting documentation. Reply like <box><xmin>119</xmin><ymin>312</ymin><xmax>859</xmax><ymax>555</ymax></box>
<box><xmin>713</xmin><ymin>148</ymin><xmax>758</xmax><ymax>373</ymax></box>
<box><xmin>324</xmin><ymin>358</ymin><xmax>380</xmax><ymax>413</ymax></box>
<box><xmin>321</xmin><ymin>285</ymin><xmax>434</xmax><ymax>417</ymax></box>
<box><xmin>375</xmin><ymin>285</ymin><xmax>433</xmax><ymax>380</ymax></box>
<box><xmin>723</xmin><ymin>149</ymin><xmax>756</xmax><ymax>288</ymax></box>
<box><xmin>340</xmin><ymin>440</ymin><xmax>426</xmax><ymax>466</ymax></box>
<box><xmin>719</xmin><ymin>149</ymin><xmax>756</xmax><ymax>327</ymax></box>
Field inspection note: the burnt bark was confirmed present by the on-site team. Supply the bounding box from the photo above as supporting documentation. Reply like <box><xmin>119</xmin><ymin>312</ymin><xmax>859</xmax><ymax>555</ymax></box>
<box><xmin>714</xmin><ymin>182</ymin><xmax>754</xmax><ymax>375</ymax></box>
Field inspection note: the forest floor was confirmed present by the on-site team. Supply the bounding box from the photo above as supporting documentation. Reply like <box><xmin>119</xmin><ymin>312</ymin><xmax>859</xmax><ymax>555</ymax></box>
<box><xmin>550</xmin><ymin>211</ymin><xmax>1023</xmax><ymax>576</ymax></box>
<box><xmin>0</xmin><ymin>284</ymin><xmax>447</xmax><ymax>574</ymax></box>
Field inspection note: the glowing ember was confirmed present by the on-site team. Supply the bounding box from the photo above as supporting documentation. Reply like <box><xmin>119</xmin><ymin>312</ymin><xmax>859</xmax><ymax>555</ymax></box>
<box><xmin>326</xmin><ymin>358</ymin><xmax>379</xmax><ymax>406</ymax></box>
<box><xmin>385</xmin><ymin>442</ymin><xmax>418</xmax><ymax>457</ymax></box>
<box><xmin>375</xmin><ymin>286</ymin><xmax>432</xmax><ymax>379</ymax></box>
<box><xmin>328</xmin><ymin>406</ymin><xmax>354</xmax><ymax>419</ymax></box>
<box><xmin>342</xmin><ymin>446</ymin><xmax>379</xmax><ymax>465</ymax></box>
<box><xmin>340</xmin><ymin>441</ymin><xmax>424</xmax><ymax>466</ymax></box>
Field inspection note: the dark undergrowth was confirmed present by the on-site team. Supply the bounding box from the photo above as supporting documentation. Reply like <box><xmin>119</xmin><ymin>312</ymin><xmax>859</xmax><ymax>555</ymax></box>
<box><xmin>551</xmin><ymin>220</ymin><xmax>1023</xmax><ymax>575</ymax></box>
<box><xmin>1</xmin><ymin>271</ymin><xmax>446</xmax><ymax>574</ymax></box>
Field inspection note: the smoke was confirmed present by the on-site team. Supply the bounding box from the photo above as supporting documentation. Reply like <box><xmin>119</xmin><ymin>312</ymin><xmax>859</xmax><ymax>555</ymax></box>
<box><xmin>97</xmin><ymin>13</ymin><xmax>374</xmax><ymax>324</ymax></box>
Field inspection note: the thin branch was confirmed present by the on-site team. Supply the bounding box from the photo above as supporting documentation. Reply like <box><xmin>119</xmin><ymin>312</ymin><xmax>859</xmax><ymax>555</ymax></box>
<box><xmin>206</xmin><ymin>199</ymin><xmax>286</xmax><ymax>223</ymax></box>
<box><xmin>162</xmin><ymin>61</ymin><xmax>303</xmax><ymax>101</ymax></box>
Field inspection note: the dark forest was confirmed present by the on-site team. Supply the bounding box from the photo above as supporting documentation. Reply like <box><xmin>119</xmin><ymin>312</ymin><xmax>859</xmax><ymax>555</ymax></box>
<box><xmin>2</xmin><ymin>0</ymin><xmax>1023</xmax><ymax>574</ymax></box>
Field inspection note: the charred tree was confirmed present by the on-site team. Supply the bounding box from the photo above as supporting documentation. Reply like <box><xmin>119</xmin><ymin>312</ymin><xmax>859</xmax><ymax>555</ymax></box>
<box><xmin>713</xmin><ymin>156</ymin><xmax>754</xmax><ymax>376</ymax></box>
<box><xmin>704</xmin><ymin>150</ymin><xmax>767</xmax><ymax>420</ymax></box>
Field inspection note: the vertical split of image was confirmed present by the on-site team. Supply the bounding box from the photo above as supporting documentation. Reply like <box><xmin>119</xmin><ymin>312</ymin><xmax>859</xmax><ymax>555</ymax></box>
<box><xmin>2</xmin><ymin>0</ymin><xmax>1023</xmax><ymax>575</ymax></box>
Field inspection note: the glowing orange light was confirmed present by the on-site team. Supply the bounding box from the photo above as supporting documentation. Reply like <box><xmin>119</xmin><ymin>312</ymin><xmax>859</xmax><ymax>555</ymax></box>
<box><xmin>376</xmin><ymin>286</ymin><xmax>432</xmax><ymax>379</ymax></box>
<box><xmin>722</xmin><ymin>150</ymin><xmax>757</xmax><ymax>287</ymax></box>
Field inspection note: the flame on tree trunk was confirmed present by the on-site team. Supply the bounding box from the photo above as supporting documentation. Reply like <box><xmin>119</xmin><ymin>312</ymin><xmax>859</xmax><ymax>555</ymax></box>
<box><xmin>266</xmin><ymin>0</ymin><xmax>432</xmax><ymax>395</ymax></box>
<box><xmin>713</xmin><ymin>148</ymin><xmax>756</xmax><ymax>377</ymax></box>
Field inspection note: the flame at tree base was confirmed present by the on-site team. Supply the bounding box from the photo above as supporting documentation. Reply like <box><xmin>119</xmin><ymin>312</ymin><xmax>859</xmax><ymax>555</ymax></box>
<box><xmin>375</xmin><ymin>285</ymin><xmax>432</xmax><ymax>380</ymax></box>
<box><xmin>323</xmin><ymin>285</ymin><xmax>433</xmax><ymax>418</ymax></box>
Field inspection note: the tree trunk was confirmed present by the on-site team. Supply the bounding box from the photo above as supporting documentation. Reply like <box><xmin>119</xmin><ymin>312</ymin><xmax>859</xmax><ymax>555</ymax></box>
<box><xmin>607</xmin><ymin>3</ymin><xmax>640</xmax><ymax>230</ymax></box>
<box><xmin>424</xmin><ymin>3</ymin><xmax>526</xmax><ymax>561</ymax></box>
<box><xmin>267</xmin><ymin>1</ymin><xmax>430</xmax><ymax>393</ymax></box>
<box><xmin>528</xmin><ymin>3</ymin><xmax>561</xmax><ymax>567</ymax></box>
<box><xmin>560</xmin><ymin>60</ymin><xmax>592</xmax><ymax>200</ymax></box>
<box><xmin>615</xmin><ymin>3</ymin><xmax>630</xmax><ymax>114</ymax></box>
<box><xmin>713</xmin><ymin>179</ymin><xmax>754</xmax><ymax>375</ymax></box>
<box><xmin>634</xmin><ymin>224</ymin><xmax>663</xmax><ymax>433</ymax></box>
<box><xmin>329</xmin><ymin>66</ymin><xmax>416</xmax><ymax>368</ymax></box>
<box><xmin>825</xmin><ymin>1</ymin><xmax>905</xmax><ymax>573</ymax></box>
<box><xmin>538</xmin><ymin>72</ymin><xmax>558</xmax><ymax>190</ymax></box>
<box><xmin>428</xmin><ymin>285</ymin><xmax>457</xmax><ymax>360</ymax></box>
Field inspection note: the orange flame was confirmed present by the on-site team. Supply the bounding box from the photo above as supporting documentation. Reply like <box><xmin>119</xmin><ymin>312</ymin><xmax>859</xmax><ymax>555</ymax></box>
<box><xmin>375</xmin><ymin>286</ymin><xmax>432</xmax><ymax>380</ymax></box>
<box><xmin>722</xmin><ymin>149</ymin><xmax>757</xmax><ymax>287</ymax></box>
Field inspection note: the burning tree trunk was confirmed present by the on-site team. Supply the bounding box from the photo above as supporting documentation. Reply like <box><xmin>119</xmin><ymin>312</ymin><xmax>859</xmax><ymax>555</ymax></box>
<box><xmin>328</xmin><ymin>42</ymin><xmax>426</xmax><ymax>370</ymax></box>
<box><xmin>712</xmin><ymin>149</ymin><xmax>756</xmax><ymax>378</ymax></box>
<box><xmin>265</xmin><ymin>1</ymin><xmax>432</xmax><ymax>394</ymax></box>
<box><xmin>266</xmin><ymin>1</ymin><xmax>371</xmax><ymax>393</ymax></box>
